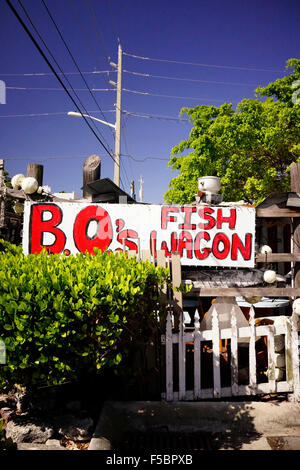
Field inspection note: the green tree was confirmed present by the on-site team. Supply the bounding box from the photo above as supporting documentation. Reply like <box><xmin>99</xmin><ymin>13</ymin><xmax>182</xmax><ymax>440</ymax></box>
<box><xmin>164</xmin><ymin>59</ymin><xmax>300</xmax><ymax>205</ymax></box>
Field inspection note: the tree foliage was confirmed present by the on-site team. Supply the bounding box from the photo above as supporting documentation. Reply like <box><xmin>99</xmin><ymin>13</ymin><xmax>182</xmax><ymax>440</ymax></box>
<box><xmin>164</xmin><ymin>59</ymin><xmax>300</xmax><ymax>205</ymax></box>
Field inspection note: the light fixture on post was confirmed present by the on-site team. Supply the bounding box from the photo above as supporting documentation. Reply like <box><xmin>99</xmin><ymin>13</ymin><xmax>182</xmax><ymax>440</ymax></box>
<box><xmin>67</xmin><ymin>111</ymin><xmax>121</xmax><ymax>186</ymax></box>
<box><xmin>21</xmin><ymin>177</ymin><xmax>39</xmax><ymax>194</ymax></box>
<box><xmin>263</xmin><ymin>269</ymin><xmax>277</xmax><ymax>284</ymax></box>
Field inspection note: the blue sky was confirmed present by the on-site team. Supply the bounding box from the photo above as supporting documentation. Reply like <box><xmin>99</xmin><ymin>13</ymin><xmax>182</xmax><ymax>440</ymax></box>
<box><xmin>0</xmin><ymin>0</ymin><xmax>299</xmax><ymax>203</ymax></box>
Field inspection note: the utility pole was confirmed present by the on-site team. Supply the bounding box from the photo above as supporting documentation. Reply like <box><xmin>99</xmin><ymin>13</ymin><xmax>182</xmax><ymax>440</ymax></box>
<box><xmin>130</xmin><ymin>180</ymin><xmax>136</xmax><ymax>200</ymax></box>
<box><xmin>0</xmin><ymin>159</ymin><xmax>5</xmax><ymax>229</ymax></box>
<box><xmin>110</xmin><ymin>43</ymin><xmax>122</xmax><ymax>187</ymax></box>
<box><xmin>139</xmin><ymin>175</ymin><xmax>144</xmax><ymax>203</ymax></box>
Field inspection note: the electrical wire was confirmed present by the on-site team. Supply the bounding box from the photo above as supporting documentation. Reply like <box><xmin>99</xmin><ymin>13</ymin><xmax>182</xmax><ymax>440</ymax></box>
<box><xmin>69</xmin><ymin>0</ymin><xmax>113</xmax><ymax>92</ymax></box>
<box><xmin>123</xmin><ymin>69</ymin><xmax>257</xmax><ymax>87</ymax></box>
<box><xmin>0</xmin><ymin>70</ymin><xmax>115</xmax><ymax>76</ymax></box>
<box><xmin>41</xmin><ymin>0</ymin><xmax>114</xmax><ymax>148</ymax></box>
<box><xmin>7</xmin><ymin>86</ymin><xmax>113</xmax><ymax>91</ymax></box>
<box><xmin>0</xmin><ymin>110</ymin><xmax>115</xmax><ymax>118</ymax></box>
<box><xmin>5</xmin><ymin>0</ymin><xmax>125</xmax><ymax>189</ymax></box>
<box><xmin>123</xmin><ymin>51</ymin><xmax>283</xmax><ymax>73</ymax></box>
<box><xmin>122</xmin><ymin>110</ymin><xmax>190</xmax><ymax>123</ymax></box>
<box><xmin>13</xmin><ymin>0</ymin><xmax>113</xmax><ymax>153</ymax></box>
<box><xmin>122</xmin><ymin>87</ymin><xmax>227</xmax><ymax>102</ymax></box>
<box><xmin>3</xmin><ymin>153</ymin><xmax>170</xmax><ymax>162</ymax></box>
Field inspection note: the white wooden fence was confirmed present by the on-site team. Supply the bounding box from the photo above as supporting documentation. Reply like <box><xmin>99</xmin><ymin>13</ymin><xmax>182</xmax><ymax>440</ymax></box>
<box><xmin>161</xmin><ymin>305</ymin><xmax>300</xmax><ymax>402</ymax></box>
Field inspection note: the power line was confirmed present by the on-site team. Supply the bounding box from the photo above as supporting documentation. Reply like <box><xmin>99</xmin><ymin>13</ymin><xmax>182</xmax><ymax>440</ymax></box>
<box><xmin>68</xmin><ymin>0</ymin><xmax>113</xmax><ymax>92</ymax></box>
<box><xmin>123</xmin><ymin>69</ymin><xmax>258</xmax><ymax>87</ymax></box>
<box><xmin>7</xmin><ymin>86</ymin><xmax>113</xmax><ymax>91</ymax></box>
<box><xmin>123</xmin><ymin>51</ymin><xmax>283</xmax><ymax>73</ymax></box>
<box><xmin>0</xmin><ymin>110</ymin><xmax>115</xmax><ymax>118</ymax></box>
<box><xmin>41</xmin><ymin>0</ymin><xmax>114</xmax><ymax>147</ymax></box>
<box><xmin>0</xmin><ymin>70</ymin><xmax>115</xmax><ymax>76</ymax></box>
<box><xmin>13</xmin><ymin>0</ymin><xmax>113</xmax><ymax>152</ymax></box>
<box><xmin>122</xmin><ymin>87</ymin><xmax>228</xmax><ymax>102</ymax></box>
<box><xmin>122</xmin><ymin>110</ymin><xmax>190</xmax><ymax>123</ymax></box>
<box><xmin>5</xmin><ymin>0</ymin><xmax>125</xmax><ymax>188</ymax></box>
<box><xmin>3</xmin><ymin>153</ymin><xmax>170</xmax><ymax>162</ymax></box>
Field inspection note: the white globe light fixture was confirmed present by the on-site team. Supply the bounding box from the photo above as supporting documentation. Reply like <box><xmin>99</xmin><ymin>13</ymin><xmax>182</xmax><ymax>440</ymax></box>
<box><xmin>293</xmin><ymin>299</ymin><xmax>300</xmax><ymax>315</ymax></box>
<box><xmin>260</xmin><ymin>245</ymin><xmax>272</xmax><ymax>254</ymax></box>
<box><xmin>263</xmin><ymin>270</ymin><xmax>277</xmax><ymax>284</ymax></box>
<box><xmin>11</xmin><ymin>173</ymin><xmax>25</xmax><ymax>189</ymax></box>
<box><xmin>21</xmin><ymin>177</ymin><xmax>39</xmax><ymax>194</ymax></box>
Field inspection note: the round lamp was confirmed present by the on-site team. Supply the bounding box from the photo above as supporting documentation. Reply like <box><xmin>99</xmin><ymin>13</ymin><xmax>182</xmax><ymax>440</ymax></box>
<box><xmin>21</xmin><ymin>177</ymin><xmax>39</xmax><ymax>194</ymax></box>
<box><xmin>11</xmin><ymin>173</ymin><xmax>25</xmax><ymax>189</ymax></box>
<box><xmin>260</xmin><ymin>245</ymin><xmax>272</xmax><ymax>254</ymax></box>
<box><xmin>263</xmin><ymin>270</ymin><xmax>277</xmax><ymax>284</ymax></box>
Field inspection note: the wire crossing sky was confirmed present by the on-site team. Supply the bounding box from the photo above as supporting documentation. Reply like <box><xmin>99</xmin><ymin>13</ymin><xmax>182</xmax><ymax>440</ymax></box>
<box><xmin>0</xmin><ymin>0</ymin><xmax>299</xmax><ymax>203</ymax></box>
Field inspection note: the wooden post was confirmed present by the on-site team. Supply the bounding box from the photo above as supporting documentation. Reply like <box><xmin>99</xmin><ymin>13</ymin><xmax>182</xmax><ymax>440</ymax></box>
<box><xmin>27</xmin><ymin>163</ymin><xmax>43</xmax><ymax>186</ymax></box>
<box><xmin>290</xmin><ymin>163</ymin><xmax>300</xmax><ymax>295</ymax></box>
<box><xmin>82</xmin><ymin>155</ymin><xmax>101</xmax><ymax>198</ymax></box>
<box><xmin>248</xmin><ymin>306</ymin><xmax>257</xmax><ymax>395</ymax></box>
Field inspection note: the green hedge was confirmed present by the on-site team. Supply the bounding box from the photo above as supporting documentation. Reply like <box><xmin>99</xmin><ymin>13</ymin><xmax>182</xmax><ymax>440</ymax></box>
<box><xmin>0</xmin><ymin>240</ymin><xmax>169</xmax><ymax>388</ymax></box>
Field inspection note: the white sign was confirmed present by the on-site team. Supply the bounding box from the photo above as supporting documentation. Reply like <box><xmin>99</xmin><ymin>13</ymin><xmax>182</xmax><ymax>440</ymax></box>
<box><xmin>22</xmin><ymin>202</ymin><xmax>256</xmax><ymax>267</ymax></box>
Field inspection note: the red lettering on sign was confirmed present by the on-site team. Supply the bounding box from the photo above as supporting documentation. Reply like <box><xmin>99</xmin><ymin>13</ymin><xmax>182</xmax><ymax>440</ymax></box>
<box><xmin>179</xmin><ymin>207</ymin><xmax>196</xmax><ymax>230</ymax></box>
<box><xmin>231</xmin><ymin>233</ymin><xmax>252</xmax><ymax>260</ymax></box>
<box><xmin>161</xmin><ymin>232</ymin><xmax>178</xmax><ymax>257</ymax></box>
<box><xmin>198</xmin><ymin>208</ymin><xmax>215</xmax><ymax>230</ymax></box>
<box><xmin>216</xmin><ymin>208</ymin><xmax>236</xmax><ymax>229</ymax></box>
<box><xmin>178</xmin><ymin>231</ymin><xmax>193</xmax><ymax>258</ymax></box>
<box><xmin>194</xmin><ymin>232</ymin><xmax>211</xmax><ymax>259</ymax></box>
<box><xmin>29</xmin><ymin>204</ymin><xmax>66</xmax><ymax>254</ymax></box>
<box><xmin>161</xmin><ymin>206</ymin><xmax>179</xmax><ymax>229</ymax></box>
<box><xmin>117</xmin><ymin>229</ymin><xmax>138</xmax><ymax>251</ymax></box>
<box><xmin>73</xmin><ymin>206</ymin><xmax>112</xmax><ymax>255</ymax></box>
<box><xmin>212</xmin><ymin>233</ymin><xmax>230</xmax><ymax>260</ymax></box>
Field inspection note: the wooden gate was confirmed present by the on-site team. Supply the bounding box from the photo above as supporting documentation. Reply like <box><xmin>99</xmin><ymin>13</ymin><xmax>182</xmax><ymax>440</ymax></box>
<box><xmin>161</xmin><ymin>304</ymin><xmax>300</xmax><ymax>401</ymax></box>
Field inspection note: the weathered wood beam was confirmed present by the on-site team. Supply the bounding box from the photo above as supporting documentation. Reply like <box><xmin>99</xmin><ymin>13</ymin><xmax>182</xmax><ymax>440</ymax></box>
<box><xmin>186</xmin><ymin>287</ymin><xmax>300</xmax><ymax>297</ymax></box>
<box><xmin>256</xmin><ymin>208</ymin><xmax>300</xmax><ymax>218</ymax></box>
<box><xmin>255</xmin><ymin>253</ymin><xmax>300</xmax><ymax>262</ymax></box>
<box><xmin>0</xmin><ymin>187</ymin><xmax>26</xmax><ymax>200</ymax></box>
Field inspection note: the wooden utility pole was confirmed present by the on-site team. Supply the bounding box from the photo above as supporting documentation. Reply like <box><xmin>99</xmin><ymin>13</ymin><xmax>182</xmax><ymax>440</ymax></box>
<box><xmin>139</xmin><ymin>175</ymin><xmax>144</xmax><ymax>202</ymax></box>
<box><xmin>290</xmin><ymin>163</ymin><xmax>300</xmax><ymax>293</ymax></box>
<box><xmin>82</xmin><ymin>155</ymin><xmax>101</xmax><ymax>198</ymax></box>
<box><xmin>27</xmin><ymin>163</ymin><xmax>43</xmax><ymax>186</ymax></box>
<box><xmin>114</xmin><ymin>43</ymin><xmax>122</xmax><ymax>187</ymax></box>
<box><xmin>0</xmin><ymin>159</ymin><xmax>5</xmax><ymax>228</ymax></box>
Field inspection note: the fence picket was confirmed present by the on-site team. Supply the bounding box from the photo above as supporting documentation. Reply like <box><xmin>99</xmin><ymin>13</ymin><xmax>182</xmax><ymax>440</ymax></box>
<box><xmin>212</xmin><ymin>306</ymin><xmax>221</xmax><ymax>398</ymax></box>
<box><xmin>193</xmin><ymin>309</ymin><xmax>201</xmax><ymax>399</ymax></box>
<box><xmin>166</xmin><ymin>309</ymin><xmax>173</xmax><ymax>401</ymax></box>
<box><xmin>291</xmin><ymin>311</ymin><xmax>300</xmax><ymax>401</ymax></box>
<box><xmin>284</xmin><ymin>317</ymin><xmax>293</xmax><ymax>389</ymax></box>
<box><xmin>178</xmin><ymin>310</ymin><xmax>186</xmax><ymax>400</ymax></box>
<box><xmin>230</xmin><ymin>307</ymin><xmax>238</xmax><ymax>396</ymax></box>
<box><xmin>141</xmin><ymin>249</ymin><xmax>151</xmax><ymax>262</ymax></box>
<box><xmin>267</xmin><ymin>325</ymin><xmax>276</xmax><ymax>393</ymax></box>
<box><xmin>249</xmin><ymin>306</ymin><xmax>257</xmax><ymax>394</ymax></box>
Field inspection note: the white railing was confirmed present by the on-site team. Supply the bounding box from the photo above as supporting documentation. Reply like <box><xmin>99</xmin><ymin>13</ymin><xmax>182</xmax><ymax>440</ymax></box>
<box><xmin>161</xmin><ymin>305</ymin><xmax>300</xmax><ymax>402</ymax></box>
